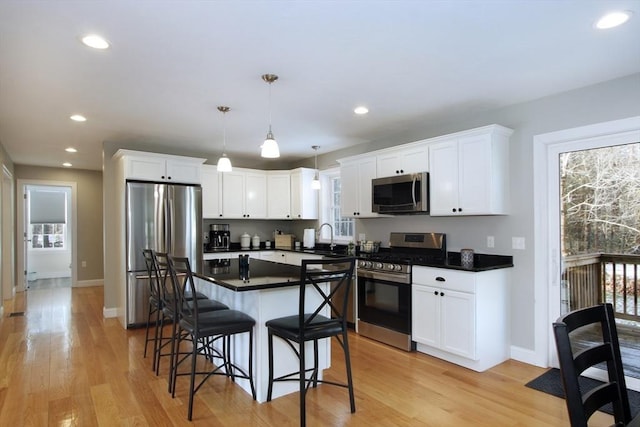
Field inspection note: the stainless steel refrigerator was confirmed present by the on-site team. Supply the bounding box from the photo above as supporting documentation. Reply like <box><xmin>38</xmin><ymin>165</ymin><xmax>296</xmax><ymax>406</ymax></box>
<box><xmin>125</xmin><ymin>181</ymin><xmax>202</xmax><ymax>328</ymax></box>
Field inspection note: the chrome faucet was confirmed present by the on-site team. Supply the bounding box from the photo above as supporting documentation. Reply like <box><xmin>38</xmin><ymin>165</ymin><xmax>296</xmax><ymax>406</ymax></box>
<box><xmin>317</xmin><ymin>222</ymin><xmax>335</xmax><ymax>250</ymax></box>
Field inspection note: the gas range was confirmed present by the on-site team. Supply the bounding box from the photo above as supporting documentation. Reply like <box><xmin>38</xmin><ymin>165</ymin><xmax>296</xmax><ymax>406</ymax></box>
<box><xmin>356</xmin><ymin>232</ymin><xmax>446</xmax><ymax>351</ymax></box>
<box><xmin>356</xmin><ymin>232</ymin><xmax>447</xmax><ymax>284</ymax></box>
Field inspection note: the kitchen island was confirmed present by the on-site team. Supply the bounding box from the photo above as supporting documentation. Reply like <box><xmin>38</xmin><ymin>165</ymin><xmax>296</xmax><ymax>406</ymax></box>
<box><xmin>194</xmin><ymin>257</ymin><xmax>332</xmax><ymax>403</ymax></box>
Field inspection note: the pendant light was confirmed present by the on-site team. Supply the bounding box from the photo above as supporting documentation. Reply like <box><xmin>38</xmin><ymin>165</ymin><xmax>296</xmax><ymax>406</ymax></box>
<box><xmin>216</xmin><ymin>106</ymin><xmax>232</xmax><ymax>172</ymax></box>
<box><xmin>311</xmin><ymin>145</ymin><xmax>321</xmax><ymax>190</ymax></box>
<box><xmin>260</xmin><ymin>73</ymin><xmax>280</xmax><ymax>158</ymax></box>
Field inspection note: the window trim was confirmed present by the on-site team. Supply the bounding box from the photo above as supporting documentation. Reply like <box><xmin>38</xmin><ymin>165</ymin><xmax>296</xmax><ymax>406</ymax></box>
<box><xmin>318</xmin><ymin>167</ymin><xmax>354</xmax><ymax>244</ymax></box>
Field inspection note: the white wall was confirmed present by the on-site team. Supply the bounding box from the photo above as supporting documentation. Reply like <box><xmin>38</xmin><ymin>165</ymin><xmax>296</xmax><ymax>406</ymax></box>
<box><xmin>28</xmin><ymin>249</ymin><xmax>71</xmax><ymax>279</ymax></box>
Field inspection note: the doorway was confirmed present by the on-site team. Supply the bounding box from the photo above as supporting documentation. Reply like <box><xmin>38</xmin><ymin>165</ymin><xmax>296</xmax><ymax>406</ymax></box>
<box><xmin>534</xmin><ymin>116</ymin><xmax>640</xmax><ymax>389</ymax></box>
<box><xmin>16</xmin><ymin>180</ymin><xmax>77</xmax><ymax>291</ymax></box>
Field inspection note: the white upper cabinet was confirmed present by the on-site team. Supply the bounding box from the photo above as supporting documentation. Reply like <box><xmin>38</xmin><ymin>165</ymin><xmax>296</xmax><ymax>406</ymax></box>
<box><xmin>338</xmin><ymin>156</ymin><xmax>379</xmax><ymax>218</ymax></box>
<box><xmin>290</xmin><ymin>168</ymin><xmax>318</xmax><ymax>219</ymax></box>
<box><xmin>245</xmin><ymin>170</ymin><xmax>268</xmax><ymax>218</ymax></box>
<box><xmin>116</xmin><ymin>150</ymin><xmax>205</xmax><ymax>184</ymax></box>
<box><xmin>267</xmin><ymin>171</ymin><xmax>292</xmax><ymax>219</ymax></box>
<box><xmin>221</xmin><ymin>168</ymin><xmax>267</xmax><ymax>219</ymax></box>
<box><xmin>201</xmin><ymin>165</ymin><xmax>222</xmax><ymax>218</ymax></box>
<box><xmin>376</xmin><ymin>144</ymin><xmax>429</xmax><ymax>178</ymax></box>
<box><xmin>429</xmin><ymin>125</ymin><xmax>512</xmax><ymax>216</ymax></box>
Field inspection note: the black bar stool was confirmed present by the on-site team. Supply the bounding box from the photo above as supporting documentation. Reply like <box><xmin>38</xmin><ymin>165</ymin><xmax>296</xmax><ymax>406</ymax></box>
<box><xmin>152</xmin><ymin>251</ymin><xmax>228</xmax><ymax>388</ymax></box>
<box><xmin>266</xmin><ymin>257</ymin><xmax>356</xmax><ymax>427</ymax></box>
<box><xmin>167</xmin><ymin>255</ymin><xmax>256</xmax><ymax>421</ymax></box>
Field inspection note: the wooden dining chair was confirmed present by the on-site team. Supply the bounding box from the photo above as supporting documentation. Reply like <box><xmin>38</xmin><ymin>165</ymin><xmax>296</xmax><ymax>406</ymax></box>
<box><xmin>553</xmin><ymin>303</ymin><xmax>640</xmax><ymax>427</ymax></box>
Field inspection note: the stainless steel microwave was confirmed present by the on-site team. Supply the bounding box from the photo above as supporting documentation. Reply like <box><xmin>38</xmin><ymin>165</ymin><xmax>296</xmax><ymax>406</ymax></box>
<box><xmin>372</xmin><ymin>172</ymin><xmax>429</xmax><ymax>214</ymax></box>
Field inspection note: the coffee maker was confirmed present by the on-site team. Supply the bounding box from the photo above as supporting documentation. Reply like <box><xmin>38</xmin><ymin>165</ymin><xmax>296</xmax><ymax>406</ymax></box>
<box><xmin>207</xmin><ymin>224</ymin><xmax>230</xmax><ymax>251</ymax></box>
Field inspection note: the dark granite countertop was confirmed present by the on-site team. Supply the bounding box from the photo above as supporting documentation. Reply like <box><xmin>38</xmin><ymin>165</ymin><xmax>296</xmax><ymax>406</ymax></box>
<box><xmin>202</xmin><ymin>247</ymin><xmax>513</xmax><ymax>273</ymax></box>
<box><xmin>204</xmin><ymin>243</ymin><xmax>350</xmax><ymax>258</ymax></box>
<box><xmin>197</xmin><ymin>258</ymin><xmax>303</xmax><ymax>292</ymax></box>
<box><xmin>413</xmin><ymin>252</ymin><xmax>514</xmax><ymax>272</ymax></box>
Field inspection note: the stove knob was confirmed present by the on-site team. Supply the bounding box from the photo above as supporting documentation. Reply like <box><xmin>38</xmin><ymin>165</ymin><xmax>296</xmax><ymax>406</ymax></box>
<box><xmin>360</xmin><ymin>261</ymin><xmax>372</xmax><ymax>269</ymax></box>
<box><xmin>373</xmin><ymin>262</ymin><xmax>384</xmax><ymax>270</ymax></box>
<box><xmin>384</xmin><ymin>263</ymin><xmax>395</xmax><ymax>271</ymax></box>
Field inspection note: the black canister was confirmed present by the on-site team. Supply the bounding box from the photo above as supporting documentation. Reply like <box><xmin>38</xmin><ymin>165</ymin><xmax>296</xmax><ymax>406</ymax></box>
<box><xmin>239</xmin><ymin>254</ymin><xmax>250</xmax><ymax>280</ymax></box>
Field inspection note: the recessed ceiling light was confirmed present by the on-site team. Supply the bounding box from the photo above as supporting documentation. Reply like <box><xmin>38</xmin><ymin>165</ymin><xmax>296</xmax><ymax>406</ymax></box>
<box><xmin>81</xmin><ymin>34</ymin><xmax>110</xmax><ymax>49</ymax></box>
<box><xmin>354</xmin><ymin>106</ymin><xmax>369</xmax><ymax>115</ymax></box>
<box><xmin>62</xmin><ymin>162</ymin><xmax>72</xmax><ymax>167</ymax></box>
<box><xmin>65</xmin><ymin>147</ymin><xmax>77</xmax><ymax>153</ymax></box>
<box><xmin>70</xmin><ymin>114</ymin><xmax>86</xmax><ymax>122</ymax></box>
<box><xmin>595</xmin><ymin>11</ymin><xmax>632</xmax><ymax>29</ymax></box>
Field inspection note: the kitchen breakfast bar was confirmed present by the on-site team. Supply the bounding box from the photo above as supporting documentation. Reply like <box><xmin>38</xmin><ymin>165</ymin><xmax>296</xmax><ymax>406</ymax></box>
<box><xmin>193</xmin><ymin>257</ymin><xmax>334</xmax><ymax>403</ymax></box>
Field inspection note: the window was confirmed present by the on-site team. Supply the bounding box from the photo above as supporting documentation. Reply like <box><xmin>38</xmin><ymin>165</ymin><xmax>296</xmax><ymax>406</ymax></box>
<box><xmin>30</xmin><ymin>223</ymin><xmax>66</xmax><ymax>249</ymax></box>
<box><xmin>319</xmin><ymin>168</ymin><xmax>354</xmax><ymax>243</ymax></box>
<box><xmin>28</xmin><ymin>188</ymin><xmax>68</xmax><ymax>250</ymax></box>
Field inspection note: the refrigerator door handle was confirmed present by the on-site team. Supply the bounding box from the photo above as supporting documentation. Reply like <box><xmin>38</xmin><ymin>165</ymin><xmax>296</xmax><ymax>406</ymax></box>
<box><xmin>156</xmin><ymin>184</ymin><xmax>167</xmax><ymax>254</ymax></box>
<box><xmin>166</xmin><ymin>186</ymin><xmax>173</xmax><ymax>253</ymax></box>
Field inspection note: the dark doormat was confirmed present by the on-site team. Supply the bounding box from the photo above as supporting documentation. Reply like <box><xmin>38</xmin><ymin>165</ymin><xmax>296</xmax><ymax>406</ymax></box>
<box><xmin>525</xmin><ymin>368</ymin><xmax>640</xmax><ymax>417</ymax></box>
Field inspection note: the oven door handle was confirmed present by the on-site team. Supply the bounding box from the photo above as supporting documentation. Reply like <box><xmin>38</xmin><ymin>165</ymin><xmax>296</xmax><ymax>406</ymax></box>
<box><xmin>358</xmin><ymin>270</ymin><xmax>411</xmax><ymax>285</ymax></box>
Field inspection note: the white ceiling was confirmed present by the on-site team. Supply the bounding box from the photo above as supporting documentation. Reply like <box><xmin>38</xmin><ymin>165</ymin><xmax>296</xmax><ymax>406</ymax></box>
<box><xmin>1</xmin><ymin>1</ymin><xmax>639</xmax><ymax>171</ymax></box>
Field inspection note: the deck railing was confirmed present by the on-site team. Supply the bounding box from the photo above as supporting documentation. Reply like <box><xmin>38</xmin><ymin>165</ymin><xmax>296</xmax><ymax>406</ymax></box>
<box><xmin>563</xmin><ymin>253</ymin><xmax>640</xmax><ymax>321</ymax></box>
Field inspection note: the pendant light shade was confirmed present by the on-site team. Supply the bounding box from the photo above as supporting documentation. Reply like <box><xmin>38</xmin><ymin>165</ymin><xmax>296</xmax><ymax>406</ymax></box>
<box><xmin>261</xmin><ymin>74</ymin><xmax>280</xmax><ymax>158</ymax></box>
<box><xmin>217</xmin><ymin>154</ymin><xmax>232</xmax><ymax>172</ymax></box>
<box><xmin>311</xmin><ymin>176</ymin><xmax>321</xmax><ymax>190</ymax></box>
<box><xmin>216</xmin><ymin>106</ymin><xmax>232</xmax><ymax>172</ymax></box>
<box><xmin>311</xmin><ymin>145</ymin><xmax>321</xmax><ymax>190</ymax></box>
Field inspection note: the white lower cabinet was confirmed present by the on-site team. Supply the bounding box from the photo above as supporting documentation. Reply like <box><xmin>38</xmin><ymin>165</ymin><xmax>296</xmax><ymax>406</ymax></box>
<box><xmin>412</xmin><ymin>266</ymin><xmax>510</xmax><ymax>372</ymax></box>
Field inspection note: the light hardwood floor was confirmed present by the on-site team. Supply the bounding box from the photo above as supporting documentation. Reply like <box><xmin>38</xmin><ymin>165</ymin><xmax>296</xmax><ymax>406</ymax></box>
<box><xmin>0</xmin><ymin>286</ymin><xmax>613</xmax><ymax>426</ymax></box>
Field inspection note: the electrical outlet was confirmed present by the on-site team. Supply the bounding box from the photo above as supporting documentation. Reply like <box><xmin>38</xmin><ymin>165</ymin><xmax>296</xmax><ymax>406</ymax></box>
<box><xmin>81</xmin><ymin>261</ymin><xmax>87</xmax><ymax>268</ymax></box>
<box><xmin>512</xmin><ymin>237</ymin><xmax>526</xmax><ymax>250</ymax></box>
<box><xmin>359</xmin><ymin>233</ymin><xmax>366</xmax><ymax>241</ymax></box>
<box><xmin>487</xmin><ymin>236</ymin><xmax>495</xmax><ymax>248</ymax></box>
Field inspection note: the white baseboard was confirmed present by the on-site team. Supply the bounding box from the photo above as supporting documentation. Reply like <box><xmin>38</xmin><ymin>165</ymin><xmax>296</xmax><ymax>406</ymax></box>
<box><xmin>29</xmin><ymin>271</ymin><xmax>71</xmax><ymax>280</ymax></box>
<box><xmin>73</xmin><ymin>279</ymin><xmax>103</xmax><ymax>288</ymax></box>
<box><xmin>103</xmin><ymin>306</ymin><xmax>118</xmax><ymax>318</ymax></box>
<box><xmin>510</xmin><ymin>345</ymin><xmax>547</xmax><ymax>368</ymax></box>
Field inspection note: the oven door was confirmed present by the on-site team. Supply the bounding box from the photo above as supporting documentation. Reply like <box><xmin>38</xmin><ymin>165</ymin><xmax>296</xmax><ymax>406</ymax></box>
<box><xmin>357</xmin><ymin>274</ymin><xmax>411</xmax><ymax>334</ymax></box>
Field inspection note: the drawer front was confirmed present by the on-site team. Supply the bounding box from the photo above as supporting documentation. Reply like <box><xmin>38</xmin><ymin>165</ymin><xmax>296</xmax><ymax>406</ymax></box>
<box><xmin>412</xmin><ymin>267</ymin><xmax>476</xmax><ymax>293</ymax></box>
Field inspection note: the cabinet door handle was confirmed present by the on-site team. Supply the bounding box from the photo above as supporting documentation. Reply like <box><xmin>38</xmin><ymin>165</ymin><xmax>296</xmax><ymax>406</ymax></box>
<box><xmin>452</xmin><ymin>208</ymin><xmax>457</xmax><ymax>212</ymax></box>
<box><xmin>458</xmin><ymin>208</ymin><xmax>462</xmax><ymax>212</ymax></box>
<box><xmin>440</xmin><ymin>292</ymin><xmax>445</xmax><ymax>297</ymax></box>
<box><xmin>434</xmin><ymin>291</ymin><xmax>438</xmax><ymax>296</ymax></box>
<box><xmin>436</xmin><ymin>276</ymin><xmax>445</xmax><ymax>282</ymax></box>
<box><xmin>161</xmin><ymin>176</ymin><xmax>165</xmax><ymax>179</ymax></box>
